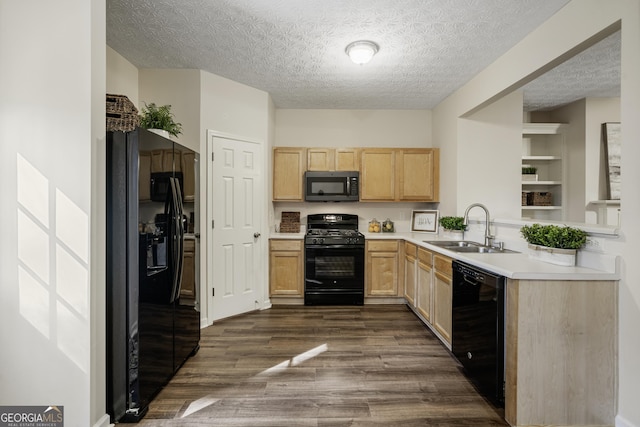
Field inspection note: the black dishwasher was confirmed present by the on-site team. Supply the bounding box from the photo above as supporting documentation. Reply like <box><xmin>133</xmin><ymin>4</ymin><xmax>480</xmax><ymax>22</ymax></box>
<box><xmin>452</xmin><ymin>260</ymin><xmax>505</xmax><ymax>406</ymax></box>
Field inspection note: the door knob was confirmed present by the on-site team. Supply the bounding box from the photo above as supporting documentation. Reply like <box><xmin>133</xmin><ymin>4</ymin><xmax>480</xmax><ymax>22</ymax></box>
<box><xmin>254</xmin><ymin>232</ymin><xmax>261</xmax><ymax>238</ymax></box>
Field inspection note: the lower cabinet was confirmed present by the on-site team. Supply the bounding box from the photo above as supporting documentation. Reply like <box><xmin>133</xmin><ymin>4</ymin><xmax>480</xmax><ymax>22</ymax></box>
<box><xmin>269</xmin><ymin>239</ymin><xmax>303</xmax><ymax>297</ymax></box>
<box><xmin>366</xmin><ymin>240</ymin><xmax>403</xmax><ymax>297</ymax></box>
<box><xmin>404</xmin><ymin>242</ymin><xmax>417</xmax><ymax>306</ymax></box>
<box><xmin>432</xmin><ymin>254</ymin><xmax>453</xmax><ymax>345</ymax></box>
<box><xmin>416</xmin><ymin>247</ymin><xmax>433</xmax><ymax>322</ymax></box>
<box><xmin>180</xmin><ymin>237</ymin><xmax>196</xmax><ymax>298</ymax></box>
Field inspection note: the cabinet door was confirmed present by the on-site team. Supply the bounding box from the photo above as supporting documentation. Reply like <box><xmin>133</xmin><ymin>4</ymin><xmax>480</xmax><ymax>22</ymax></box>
<box><xmin>180</xmin><ymin>239</ymin><xmax>196</xmax><ymax>298</ymax></box>
<box><xmin>397</xmin><ymin>149</ymin><xmax>439</xmax><ymax>201</ymax></box>
<box><xmin>433</xmin><ymin>254</ymin><xmax>453</xmax><ymax>345</ymax></box>
<box><xmin>139</xmin><ymin>151</ymin><xmax>152</xmax><ymax>201</ymax></box>
<box><xmin>307</xmin><ymin>148</ymin><xmax>335</xmax><ymax>171</ymax></box>
<box><xmin>269</xmin><ymin>240</ymin><xmax>303</xmax><ymax>296</ymax></box>
<box><xmin>273</xmin><ymin>148</ymin><xmax>306</xmax><ymax>201</ymax></box>
<box><xmin>433</xmin><ymin>271</ymin><xmax>452</xmax><ymax>345</ymax></box>
<box><xmin>366</xmin><ymin>240</ymin><xmax>400</xmax><ymax>296</ymax></box>
<box><xmin>360</xmin><ymin>149</ymin><xmax>395</xmax><ymax>201</ymax></box>
<box><xmin>404</xmin><ymin>242</ymin><xmax>417</xmax><ymax>306</ymax></box>
<box><xmin>416</xmin><ymin>248</ymin><xmax>433</xmax><ymax>322</ymax></box>
<box><xmin>181</xmin><ymin>150</ymin><xmax>196</xmax><ymax>202</ymax></box>
<box><xmin>335</xmin><ymin>148</ymin><xmax>360</xmax><ymax>171</ymax></box>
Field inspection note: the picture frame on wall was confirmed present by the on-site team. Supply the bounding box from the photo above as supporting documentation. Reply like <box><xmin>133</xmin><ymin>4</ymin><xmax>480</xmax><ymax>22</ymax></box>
<box><xmin>411</xmin><ymin>210</ymin><xmax>439</xmax><ymax>233</ymax></box>
<box><xmin>602</xmin><ymin>122</ymin><xmax>621</xmax><ymax>200</ymax></box>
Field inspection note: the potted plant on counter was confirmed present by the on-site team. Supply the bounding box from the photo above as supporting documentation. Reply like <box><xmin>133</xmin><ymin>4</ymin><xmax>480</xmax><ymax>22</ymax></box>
<box><xmin>520</xmin><ymin>223</ymin><xmax>587</xmax><ymax>266</ymax></box>
<box><xmin>439</xmin><ymin>216</ymin><xmax>466</xmax><ymax>240</ymax></box>
<box><xmin>139</xmin><ymin>102</ymin><xmax>183</xmax><ymax>138</ymax></box>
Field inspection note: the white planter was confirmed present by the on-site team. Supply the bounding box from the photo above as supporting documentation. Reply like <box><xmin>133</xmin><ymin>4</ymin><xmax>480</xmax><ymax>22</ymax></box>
<box><xmin>522</xmin><ymin>174</ymin><xmax>538</xmax><ymax>181</ymax></box>
<box><xmin>527</xmin><ymin>244</ymin><xmax>577</xmax><ymax>266</ymax></box>
<box><xmin>441</xmin><ymin>229</ymin><xmax>464</xmax><ymax>240</ymax></box>
<box><xmin>148</xmin><ymin>128</ymin><xmax>171</xmax><ymax>139</ymax></box>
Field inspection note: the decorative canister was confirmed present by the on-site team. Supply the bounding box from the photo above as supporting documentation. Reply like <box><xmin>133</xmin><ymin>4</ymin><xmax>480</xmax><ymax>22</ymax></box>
<box><xmin>382</xmin><ymin>218</ymin><xmax>395</xmax><ymax>232</ymax></box>
<box><xmin>368</xmin><ymin>218</ymin><xmax>381</xmax><ymax>233</ymax></box>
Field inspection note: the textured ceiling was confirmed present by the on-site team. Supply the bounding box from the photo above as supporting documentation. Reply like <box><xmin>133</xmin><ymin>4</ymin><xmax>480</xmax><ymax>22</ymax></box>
<box><xmin>106</xmin><ymin>0</ymin><xmax>620</xmax><ymax>111</ymax></box>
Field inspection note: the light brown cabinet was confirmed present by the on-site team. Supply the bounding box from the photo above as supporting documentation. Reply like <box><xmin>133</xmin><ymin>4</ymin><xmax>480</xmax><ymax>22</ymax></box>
<box><xmin>139</xmin><ymin>151</ymin><xmax>152</xmax><ymax>201</ymax></box>
<box><xmin>360</xmin><ymin>149</ymin><xmax>396</xmax><ymax>201</ymax></box>
<box><xmin>307</xmin><ymin>147</ymin><xmax>361</xmax><ymax>171</ymax></box>
<box><xmin>404</xmin><ymin>242</ymin><xmax>417</xmax><ymax>306</ymax></box>
<box><xmin>360</xmin><ymin>148</ymin><xmax>439</xmax><ymax>202</ymax></box>
<box><xmin>366</xmin><ymin>240</ymin><xmax>402</xmax><ymax>297</ymax></box>
<box><xmin>432</xmin><ymin>254</ymin><xmax>453</xmax><ymax>345</ymax></box>
<box><xmin>180</xmin><ymin>238</ymin><xmax>196</xmax><ymax>299</ymax></box>
<box><xmin>416</xmin><ymin>247</ymin><xmax>433</xmax><ymax>322</ymax></box>
<box><xmin>335</xmin><ymin>148</ymin><xmax>360</xmax><ymax>171</ymax></box>
<box><xmin>181</xmin><ymin>150</ymin><xmax>196</xmax><ymax>202</ymax></box>
<box><xmin>397</xmin><ymin>149</ymin><xmax>439</xmax><ymax>201</ymax></box>
<box><xmin>269</xmin><ymin>239</ymin><xmax>304</xmax><ymax>296</ymax></box>
<box><xmin>273</xmin><ymin>148</ymin><xmax>306</xmax><ymax>201</ymax></box>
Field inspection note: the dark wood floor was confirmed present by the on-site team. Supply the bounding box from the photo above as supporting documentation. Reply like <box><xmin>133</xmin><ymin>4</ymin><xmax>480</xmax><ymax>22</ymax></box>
<box><xmin>139</xmin><ymin>305</ymin><xmax>507</xmax><ymax>426</ymax></box>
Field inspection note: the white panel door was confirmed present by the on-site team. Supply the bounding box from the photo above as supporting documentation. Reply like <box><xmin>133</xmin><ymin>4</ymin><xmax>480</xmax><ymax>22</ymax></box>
<box><xmin>208</xmin><ymin>133</ymin><xmax>263</xmax><ymax>322</ymax></box>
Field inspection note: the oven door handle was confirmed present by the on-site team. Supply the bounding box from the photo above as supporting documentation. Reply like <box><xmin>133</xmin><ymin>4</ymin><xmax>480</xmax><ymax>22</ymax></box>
<box><xmin>305</xmin><ymin>244</ymin><xmax>365</xmax><ymax>249</ymax></box>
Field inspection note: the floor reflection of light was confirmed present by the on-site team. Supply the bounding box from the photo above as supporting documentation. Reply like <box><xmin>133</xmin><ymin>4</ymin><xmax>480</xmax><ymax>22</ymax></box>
<box><xmin>257</xmin><ymin>343</ymin><xmax>328</xmax><ymax>377</ymax></box>
<box><xmin>181</xmin><ymin>396</ymin><xmax>221</xmax><ymax>418</ymax></box>
<box><xmin>180</xmin><ymin>343</ymin><xmax>329</xmax><ymax>418</ymax></box>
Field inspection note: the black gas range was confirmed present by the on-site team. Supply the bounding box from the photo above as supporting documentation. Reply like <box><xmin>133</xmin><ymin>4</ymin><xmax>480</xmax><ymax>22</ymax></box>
<box><xmin>304</xmin><ymin>214</ymin><xmax>365</xmax><ymax>305</ymax></box>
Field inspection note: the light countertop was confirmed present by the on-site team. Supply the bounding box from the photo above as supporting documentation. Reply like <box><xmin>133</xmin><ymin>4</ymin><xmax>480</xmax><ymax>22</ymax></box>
<box><xmin>270</xmin><ymin>231</ymin><xmax>619</xmax><ymax>281</ymax></box>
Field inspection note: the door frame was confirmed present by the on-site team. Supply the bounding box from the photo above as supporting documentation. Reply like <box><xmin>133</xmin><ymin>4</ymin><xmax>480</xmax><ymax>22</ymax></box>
<box><xmin>204</xmin><ymin>130</ymin><xmax>270</xmax><ymax>326</ymax></box>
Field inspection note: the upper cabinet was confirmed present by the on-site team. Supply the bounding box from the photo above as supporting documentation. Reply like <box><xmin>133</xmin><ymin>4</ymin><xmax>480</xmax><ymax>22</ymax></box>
<box><xmin>360</xmin><ymin>149</ymin><xmax>396</xmax><ymax>201</ymax></box>
<box><xmin>273</xmin><ymin>146</ymin><xmax>439</xmax><ymax>202</ymax></box>
<box><xmin>521</xmin><ymin>124</ymin><xmax>566</xmax><ymax>221</ymax></box>
<box><xmin>307</xmin><ymin>148</ymin><xmax>360</xmax><ymax>171</ymax></box>
<box><xmin>273</xmin><ymin>147</ymin><xmax>306</xmax><ymax>201</ymax></box>
<box><xmin>361</xmin><ymin>148</ymin><xmax>439</xmax><ymax>202</ymax></box>
<box><xmin>397</xmin><ymin>149</ymin><xmax>439</xmax><ymax>202</ymax></box>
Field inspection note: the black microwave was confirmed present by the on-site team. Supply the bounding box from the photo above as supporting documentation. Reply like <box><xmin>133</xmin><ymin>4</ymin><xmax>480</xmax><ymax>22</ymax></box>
<box><xmin>304</xmin><ymin>171</ymin><xmax>359</xmax><ymax>202</ymax></box>
<box><xmin>150</xmin><ymin>171</ymin><xmax>184</xmax><ymax>202</ymax></box>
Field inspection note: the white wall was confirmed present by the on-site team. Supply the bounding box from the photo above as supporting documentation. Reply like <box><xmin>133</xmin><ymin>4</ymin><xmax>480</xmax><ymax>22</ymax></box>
<box><xmin>138</xmin><ymin>69</ymin><xmax>202</xmax><ymax>153</ymax></box>
<box><xmin>106</xmin><ymin>46</ymin><xmax>139</xmax><ymax>107</ymax></box>
<box><xmin>0</xmin><ymin>1</ymin><xmax>107</xmax><ymax>427</ymax></box>
<box><xmin>275</xmin><ymin>109</ymin><xmax>431</xmax><ymax>148</ymax></box>
<box><xmin>433</xmin><ymin>1</ymin><xmax>639</xmax><ymax>426</ymax></box>
<box><xmin>457</xmin><ymin>91</ymin><xmax>523</xmax><ymax>220</ymax></box>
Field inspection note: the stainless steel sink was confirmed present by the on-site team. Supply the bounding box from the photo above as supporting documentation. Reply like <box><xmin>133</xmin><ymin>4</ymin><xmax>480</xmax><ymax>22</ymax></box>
<box><xmin>422</xmin><ymin>240</ymin><xmax>518</xmax><ymax>254</ymax></box>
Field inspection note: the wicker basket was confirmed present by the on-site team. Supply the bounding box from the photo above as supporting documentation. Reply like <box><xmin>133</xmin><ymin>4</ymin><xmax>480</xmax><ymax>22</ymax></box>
<box><xmin>106</xmin><ymin>94</ymin><xmax>139</xmax><ymax>132</ymax></box>
<box><xmin>531</xmin><ymin>191</ymin><xmax>552</xmax><ymax>206</ymax></box>
<box><xmin>279</xmin><ymin>211</ymin><xmax>300</xmax><ymax>233</ymax></box>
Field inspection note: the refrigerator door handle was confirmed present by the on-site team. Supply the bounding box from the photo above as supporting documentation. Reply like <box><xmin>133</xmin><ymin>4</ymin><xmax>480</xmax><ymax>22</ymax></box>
<box><xmin>169</xmin><ymin>177</ymin><xmax>185</xmax><ymax>303</ymax></box>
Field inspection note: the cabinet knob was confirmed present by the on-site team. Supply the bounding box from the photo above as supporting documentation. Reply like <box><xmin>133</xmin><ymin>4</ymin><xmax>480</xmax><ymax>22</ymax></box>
<box><xmin>254</xmin><ymin>232</ymin><xmax>261</xmax><ymax>239</ymax></box>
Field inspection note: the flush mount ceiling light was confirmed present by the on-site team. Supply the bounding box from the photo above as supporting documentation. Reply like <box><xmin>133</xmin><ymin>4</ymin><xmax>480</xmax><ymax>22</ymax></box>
<box><xmin>345</xmin><ymin>40</ymin><xmax>379</xmax><ymax>65</ymax></box>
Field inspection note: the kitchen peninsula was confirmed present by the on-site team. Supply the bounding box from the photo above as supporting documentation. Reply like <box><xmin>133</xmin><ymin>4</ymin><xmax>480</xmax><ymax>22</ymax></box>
<box><xmin>269</xmin><ymin>230</ymin><xmax>618</xmax><ymax>427</ymax></box>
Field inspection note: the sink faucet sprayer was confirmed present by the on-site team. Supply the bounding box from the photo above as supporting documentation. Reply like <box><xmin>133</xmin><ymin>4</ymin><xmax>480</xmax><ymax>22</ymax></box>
<box><xmin>463</xmin><ymin>203</ymin><xmax>495</xmax><ymax>248</ymax></box>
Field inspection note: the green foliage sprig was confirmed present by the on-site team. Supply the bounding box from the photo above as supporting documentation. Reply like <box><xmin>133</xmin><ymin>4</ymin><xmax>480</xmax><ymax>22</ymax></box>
<box><xmin>439</xmin><ymin>216</ymin><xmax>466</xmax><ymax>231</ymax></box>
<box><xmin>520</xmin><ymin>223</ymin><xmax>587</xmax><ymax>250</ymax></box>
<box><xmin>139</xmin><ymin>103</ymin><xmax>183</xmax><ymax>137</ymax></box>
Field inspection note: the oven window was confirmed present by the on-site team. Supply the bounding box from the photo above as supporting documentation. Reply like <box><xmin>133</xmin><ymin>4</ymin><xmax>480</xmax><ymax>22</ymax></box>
<box><xmin>314</xmin><ymin>255</ymin><xmax>355</xmax><ymax>277</ymax></box>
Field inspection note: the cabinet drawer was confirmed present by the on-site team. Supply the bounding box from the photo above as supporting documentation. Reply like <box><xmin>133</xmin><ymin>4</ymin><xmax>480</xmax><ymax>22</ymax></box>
<box><xmin>404</xmin><ymin>242</ymin><xmax>417</xmax><ymax>258</ymax></box>
<box><xmin>434</xmin><ymin>254</ymin><xmax>452</xmax><ymax>277</ymax></box>
<box><xmin>270</xmin><ymin>239</ymin><xmax>303</xmax><ymax>251</ymax></box>
<box><xmin>418</xmin><ymin>247</ymin><xmax>432</xmax><ymax>266</ymax></box>
<box><xmin>367</xmin><ymin>240</ymin><xmax>399</xmax><ymax>252</ymax></box>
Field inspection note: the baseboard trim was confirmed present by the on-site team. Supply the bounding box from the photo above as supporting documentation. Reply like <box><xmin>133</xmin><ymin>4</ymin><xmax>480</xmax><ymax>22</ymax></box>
<box><xmin>93</xmin><ymin>414</ymin><xmax>112</xmax><ymax>427</ymax></box>
<box><xmin>617</xmin><ymin>414</ymin><xmax>639</xmax><ymax>427</ymax></box>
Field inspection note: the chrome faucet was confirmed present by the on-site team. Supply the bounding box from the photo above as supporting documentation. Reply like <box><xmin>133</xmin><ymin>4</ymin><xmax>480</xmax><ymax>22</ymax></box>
<box><xmin>463</xmin><ymin>203</ymin><xmax>494</xmax><ymax>247</ymax></box>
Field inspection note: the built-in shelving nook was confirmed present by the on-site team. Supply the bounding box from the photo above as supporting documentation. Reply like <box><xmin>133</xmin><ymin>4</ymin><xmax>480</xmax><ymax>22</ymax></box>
<box><xmin>521</xmin><ymin>123</ymin><xmax>567</xmax><ymax>221</ymax></box>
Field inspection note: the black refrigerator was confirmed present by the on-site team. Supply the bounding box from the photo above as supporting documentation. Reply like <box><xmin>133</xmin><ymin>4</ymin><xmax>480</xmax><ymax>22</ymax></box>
<box><xmin>106</xmin><ymin>128</ymin><xmax>200</xmax><ymax>423</ymax></box>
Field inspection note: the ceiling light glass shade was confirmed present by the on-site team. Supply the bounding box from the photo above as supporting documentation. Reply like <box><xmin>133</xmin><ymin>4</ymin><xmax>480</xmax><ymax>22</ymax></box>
<box><xmin>345</xmin><ymin>40</ymin><xmax>379</xmax><ymax>65</ymax></box>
